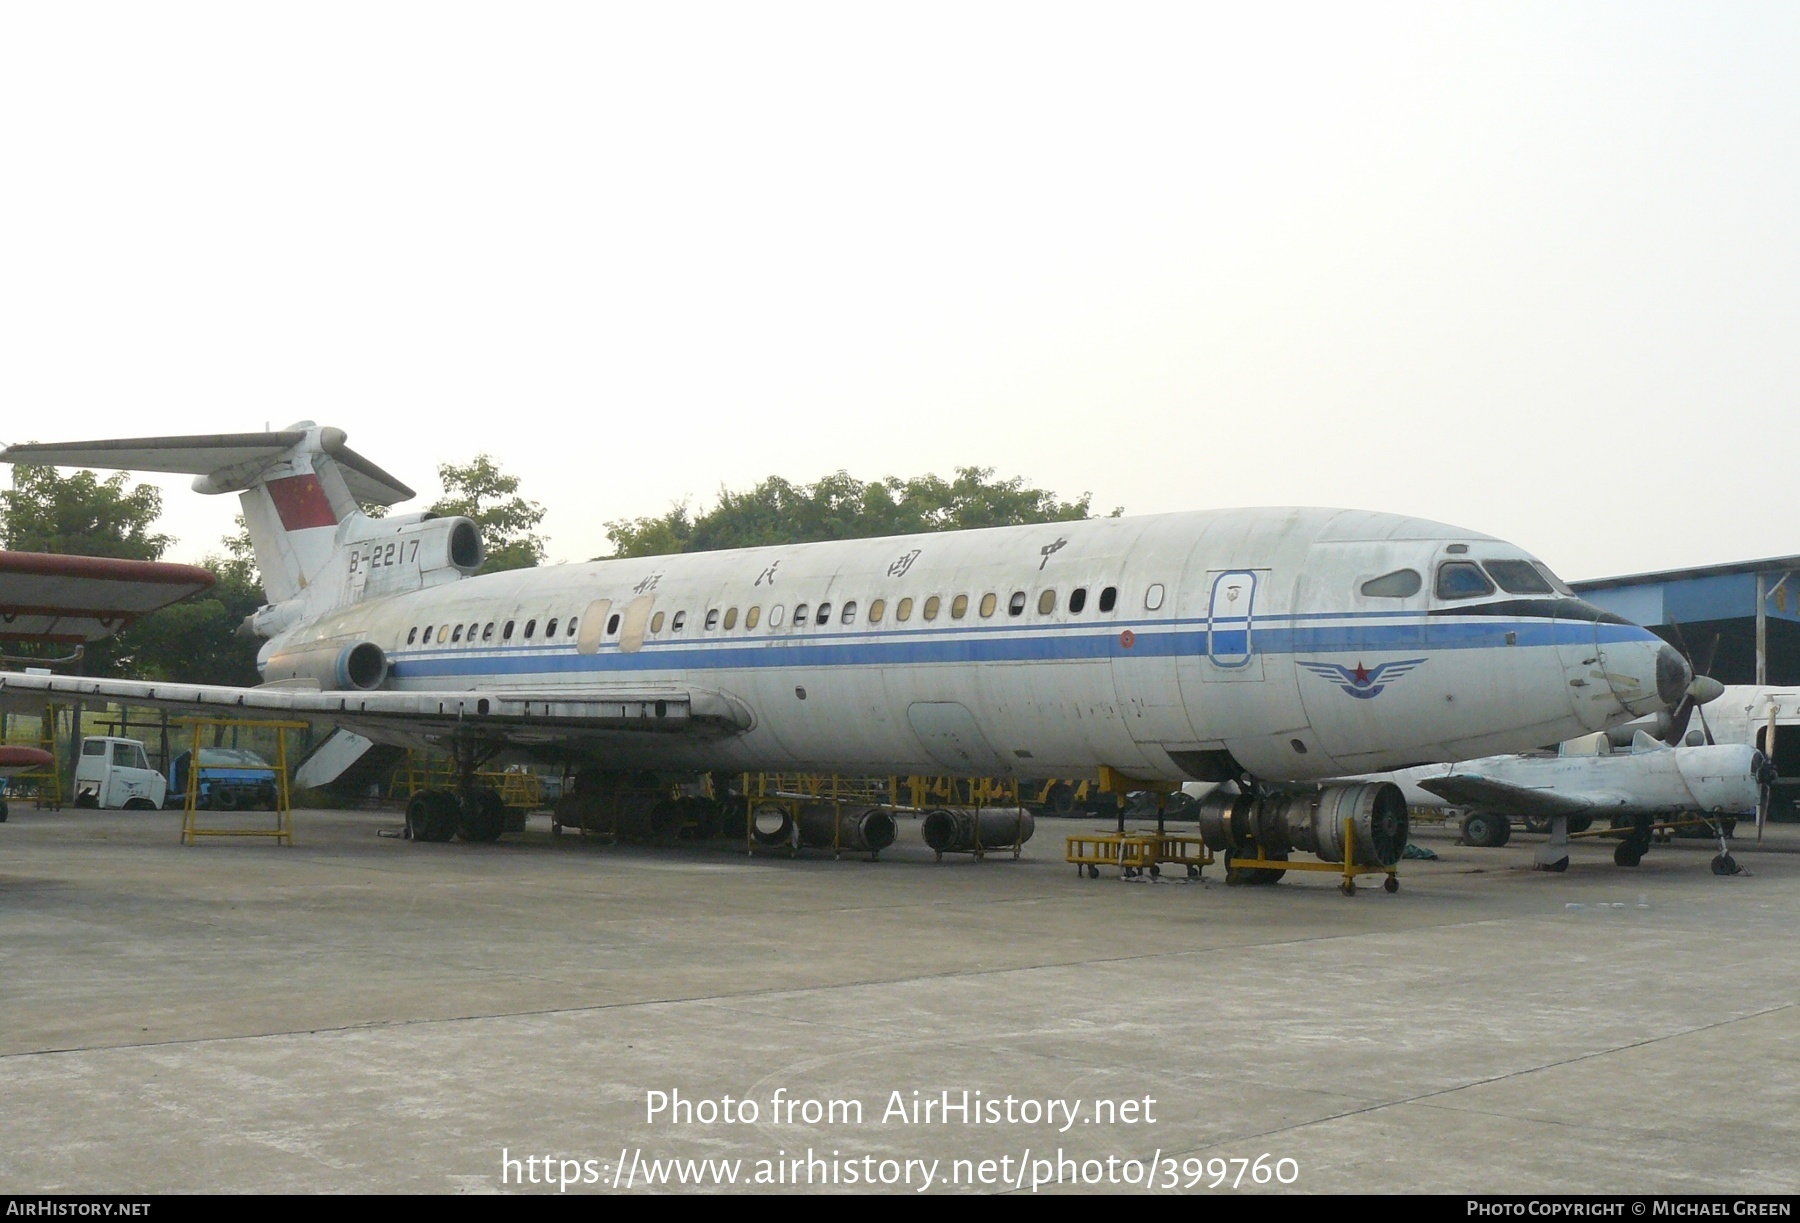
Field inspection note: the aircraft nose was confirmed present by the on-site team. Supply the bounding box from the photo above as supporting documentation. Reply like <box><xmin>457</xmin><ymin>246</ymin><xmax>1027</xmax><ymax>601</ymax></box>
<box><xmin>1655</xmin><ymin>644</ymin><xmax>1692</xmax><ymax>711</ymax></box>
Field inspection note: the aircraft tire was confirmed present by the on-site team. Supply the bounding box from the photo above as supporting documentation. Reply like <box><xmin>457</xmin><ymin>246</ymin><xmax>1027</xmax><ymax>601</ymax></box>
<box><xmin>1043</xmin><ymin>782</ymin><xmax>1075</xmax><ymax>816</ymax></box>
<box><xmin>1711</xmin><ymin>853</ymin><xmax>1740</xmax><ymax>876</ymax></box>
<box><xmin>407</xmin><ymin>790</ymin><xmax>459</xmax><ymax>843</ymax></box>
<box><xmin>1462</xmin><ymin>811</ymin><xmax>1509</xmax><ymax>848</ymax></box>
<box><xmin>1614</xmin><ymin>841</ymin><xmax>1643</xmax><ymax>867</ymax></box>
<box><xmin>457</xmin><ymin>788</ymin><xmax>506</xmax><ymax>843</ymax></box>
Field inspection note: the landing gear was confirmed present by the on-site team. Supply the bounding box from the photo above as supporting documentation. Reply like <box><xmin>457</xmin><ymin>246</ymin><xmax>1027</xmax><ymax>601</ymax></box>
<box><xmin>1711</xmin><ymin>852</ymin><xmax>1741</xmax><ymax>876</ymax></box>
<box><xmin>457</xmin><ymin>787</ymin><xmax>505</xmax><ymax>843</ymax></box>
<box><xmin>1613</xmin><ymin>841</ymin><xmax>1644</xmax><ymax>867</ymax></box>
<box><xmin>406</xmin><ymin>789</ymin><xmax>458</xmax><ymax>842</ymax></box>
<box><xmin>1461</xmin><ymin>811</ymin><xmax>1511</xmax><ymax>848</ymax></box>
<box><xmin>1611</xmin><ymin>814</ymin><xmax>1654</xmax><ymax>868</ymax></box>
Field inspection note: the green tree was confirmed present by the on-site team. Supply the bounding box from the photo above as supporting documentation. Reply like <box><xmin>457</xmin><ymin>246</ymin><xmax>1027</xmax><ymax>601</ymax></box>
<box><xmin>113</xmin><ymin>550</ymin><xmax>264</xmax><ymax>686</ymax></box>
<box><xmin>605</xmin><ymin>466</ymin><xmax>1114</xmax><ymax>558</ymax></box>
<box><xmin>0</xmin><ymin>464</ymin><xmax>171</xmax><ymax>560</ymax></box>
<box><xmin>429</xmin><ymin>455</ymin><xmax>547</xmax><ymax>574</ymax></box>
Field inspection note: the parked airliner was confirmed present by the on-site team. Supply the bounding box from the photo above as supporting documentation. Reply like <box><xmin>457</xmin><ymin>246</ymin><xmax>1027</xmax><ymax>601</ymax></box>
<box><xmin>0</xmin><ymin>425</ymin><xmax>1688</xmax><ymax>858</ymax></box>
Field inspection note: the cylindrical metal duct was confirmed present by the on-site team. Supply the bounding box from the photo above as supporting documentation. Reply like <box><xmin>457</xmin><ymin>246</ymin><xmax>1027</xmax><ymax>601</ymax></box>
<box><xmin>920</xmin><ymin>806</ymin><xmax>1035</xmax><ymax>853</ymax></box>
<box><xmin>750</xmin><ymin>802</ymin><xmax>794</xmax><ymax>847</ymax></box>
<box><xmin>1197</xmin><ymin>782</ymin><xmax>1407</xmax><ymax>867</ymax></box>
<box><xmin>796</xmin><ymin>804</ymin><xmax>898</xmax><ymax>852</ymax></box>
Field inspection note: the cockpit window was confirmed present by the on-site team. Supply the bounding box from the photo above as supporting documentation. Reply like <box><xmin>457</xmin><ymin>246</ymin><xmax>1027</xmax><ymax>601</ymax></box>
<box><xmin>1483</xmin><ymin>559</ymin><xmax>1555</xmax><ymax>595</ymax></box>
<box><xmin>1436</xmin><ymin>561</ymin><xmax>1496</xmax><ymax>600</ymax></box>
<box><xmin>1533</xmin><ymin>562</ymin><xmax>1574</xmax><ymax>596</ymax></box>
<box><xmin>1360</xmin><ymin>569</ymin><xmax>1422</xmax><ymax>598</ymax></box>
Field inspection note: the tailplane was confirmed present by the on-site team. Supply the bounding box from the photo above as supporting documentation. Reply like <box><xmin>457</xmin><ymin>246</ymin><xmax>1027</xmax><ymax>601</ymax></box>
<box><xmin>0</xmin><ymin>424</ymin><xmax>480</xmax><ymax>626</ymax></box>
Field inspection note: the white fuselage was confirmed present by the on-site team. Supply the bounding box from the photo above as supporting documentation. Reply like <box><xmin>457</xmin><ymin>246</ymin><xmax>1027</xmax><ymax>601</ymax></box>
<box><xmin>259</xmin><ymin>507</ymin><xmax>1681</xmax><ymax>783</ymax></box>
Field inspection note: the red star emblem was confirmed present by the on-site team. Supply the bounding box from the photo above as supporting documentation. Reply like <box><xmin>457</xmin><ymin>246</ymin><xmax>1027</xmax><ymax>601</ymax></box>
<box><xmin>1351</xmin><ymin>661</ymin><xmax>1371</xmax><ymax>686</ymax></box>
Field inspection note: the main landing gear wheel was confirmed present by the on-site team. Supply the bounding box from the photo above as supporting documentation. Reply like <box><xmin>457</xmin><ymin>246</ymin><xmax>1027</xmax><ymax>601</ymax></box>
<box><xmin>1614</xmin><ymin>841</ymin><xmax>1644</xmax><ymax>868</ymax></box>
<box><xmin>406</xmin><ymin>789</ymin><xmax>458</xmax><ymax>843</ymax></box>
<box><xmin>457</xmin><ymin>788</ymin><xmax>506</xmax><ymax>843</ymax></box>
<box><xmin>1461</xmin><ymin>811</ymin><xmax>1511</xmax><ymax>848</ymax></box>
<box><xmin>1711</xmin><ymin>853</ymin><xmax>1741</xmax><ymax>876</ymax></box>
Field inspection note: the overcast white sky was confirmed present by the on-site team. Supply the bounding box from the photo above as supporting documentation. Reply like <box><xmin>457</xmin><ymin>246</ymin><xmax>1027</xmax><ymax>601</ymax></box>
<box><xmin>3</xmin><ymin>2</ymin><xmax>1796</xmax><ymax>582</ymax></box>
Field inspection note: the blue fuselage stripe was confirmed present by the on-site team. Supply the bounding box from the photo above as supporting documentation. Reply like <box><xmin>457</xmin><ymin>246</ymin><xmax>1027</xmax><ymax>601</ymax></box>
<box><xmin>387</xmin><ymin>617</ymin><xmax>1650</xmax><ymax>681</ymax></box>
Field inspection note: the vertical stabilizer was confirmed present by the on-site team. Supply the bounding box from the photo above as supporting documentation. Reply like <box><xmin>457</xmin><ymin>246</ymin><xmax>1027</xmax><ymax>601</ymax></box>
<box><xmin>0</xmin><ymin>423</ymin><xmax>416</xmax><ymax>605</ymax></box>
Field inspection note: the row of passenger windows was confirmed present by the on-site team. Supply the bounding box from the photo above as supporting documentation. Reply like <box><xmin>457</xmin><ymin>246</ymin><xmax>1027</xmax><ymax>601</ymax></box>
<box><xmin>406</xmin><ymin>615</ymin><xmax>579</xmax><ymax>646</ymax></box>
<box><xmin>401</xmin><ymin>583</ymin><xmax>1144</xmax><ymax>647</ymax></box>
<box><xmin>1360</xmin><ymin>560</ymin><xmax>1569</xmax><ymax>602</ymax></box>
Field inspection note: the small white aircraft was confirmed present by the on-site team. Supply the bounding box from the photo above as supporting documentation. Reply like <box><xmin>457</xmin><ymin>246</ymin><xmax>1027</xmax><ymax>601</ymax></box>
<box><xmin>1370</xmin><ymin>733</ymin><xmax>1769</xmax><ymax>871</ymax></box>
<box><xmin>0</xmin><ymin>425</ymin><xmax>1689</xmax><ymax>872</ymax></box>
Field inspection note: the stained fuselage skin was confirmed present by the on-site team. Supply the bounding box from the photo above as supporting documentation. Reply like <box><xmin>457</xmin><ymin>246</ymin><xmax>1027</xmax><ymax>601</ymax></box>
<box><xmin>258</xmin><ymin>507</ymin><xmax>1681</xmax><ymax>784</ymax></box>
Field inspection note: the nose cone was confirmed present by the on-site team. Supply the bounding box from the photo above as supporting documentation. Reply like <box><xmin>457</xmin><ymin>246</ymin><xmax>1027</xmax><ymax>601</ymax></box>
<box><xmin>1655</xmin><ymin>644</ymin><xmax>1692</xmax><ymax>711</ymax></box>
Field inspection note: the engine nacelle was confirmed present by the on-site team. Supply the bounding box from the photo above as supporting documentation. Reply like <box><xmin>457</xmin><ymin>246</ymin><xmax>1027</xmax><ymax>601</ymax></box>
<box><xmin>347</xmin><ymin>514</ymin><xmax>484</xmax><ymax>603</ymax></box>
<box><xmin>1198</xmin><ymin>782</ymin><xmax>1408</xmax><ymax>867</ymax></box>
<box><xmin>261</xmin><ymin>638</ymin><xmax>389</xmax><ymax>691</ymax></box>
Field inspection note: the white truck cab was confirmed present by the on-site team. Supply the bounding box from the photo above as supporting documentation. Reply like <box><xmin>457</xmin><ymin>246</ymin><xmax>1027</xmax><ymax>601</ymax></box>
<box><xmin>73</xmin><ymin>736</ymin><xmax>168</xmax><ymax>810</ymax></box>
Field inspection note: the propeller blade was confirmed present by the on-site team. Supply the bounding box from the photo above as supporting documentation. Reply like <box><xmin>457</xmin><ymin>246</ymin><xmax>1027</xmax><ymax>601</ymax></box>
<box><xmin>1696</xmin><ymin>700</ymin><xmax>1716</xmax><ymax>747</ymax></box>
<box><xmin>1662</xmin><ymin>695</ymin><xmax>1698</xmax><ymax>747</ymax></box>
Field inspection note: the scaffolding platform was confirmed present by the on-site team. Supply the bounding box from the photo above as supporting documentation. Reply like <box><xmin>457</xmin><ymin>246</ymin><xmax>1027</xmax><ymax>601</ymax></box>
<box><xmin>177</xmin><ymin>718</ymin><xmax>308</xmax><ymax>846</ymax></box>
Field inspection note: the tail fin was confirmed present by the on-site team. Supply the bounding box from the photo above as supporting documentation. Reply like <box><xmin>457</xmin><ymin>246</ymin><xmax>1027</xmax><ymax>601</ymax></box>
<box><xmin>0</xmin><ymin>423</ymin><xmax>414</xmax><ymax>604</ymax></box>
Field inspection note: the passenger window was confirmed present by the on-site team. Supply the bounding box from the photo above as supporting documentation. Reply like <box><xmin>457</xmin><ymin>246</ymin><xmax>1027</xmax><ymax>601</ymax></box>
<box><xmin>1038</xmin><ymin>590</ymin><xmax>1056</xmax><ymax>615</ymax></box>
<box><xmin>723</xmin><ymin>607</ymin><xmax>738</xmax><ymax>630</ymax></box>
<box><xmin>841</xmin><ymin>601</ymin><xmax>857</xmax><ymax>625</ymax></box>
<box><xmin>1069</xmin><ymin>588</ymin><xmax>1087</xmax><ymax>614</ymax></box>
<box><xmin>671</xmin><ymin>611</ymin><xmax>687</xmax><ymax>632</ymax></box>
<box><xmin>896</xmin><ymin>597</ymin><xmax>913</xmax><ymax>622</ymax></box>
<box><xmin>524</xmin><ymin>619</ymin><xmax>536</xmax><ymax>639</ymax></box>
<box><xmin>979</xmin><ymin>593</ymin><xmax>998</xmax><ymax>618</ymax></box>
<box><xmin>770</xmin><ymin>605</ymin><xmax>785</xmax><ymax>627</ymax></box>
<box><xmin>1483</xmin><ymin>560</ymin><xmax>1554</xmax><ymax>595</ymax></box>
<box><xmin>1144</xmin><ymin>583</ymin><xmax>1164</xmax><ymax>611</ymax></box>
<box><xmin>1436</xmin><ymin>562</ymin><xmax>1496</xmax><ymax>600</ymax></box>
<box><xmin>705</xmin><ymin>609</ymin><xmax>720</xmax><ymax>630</ymax></box>
<box><xmin>1008</xmin><ymin>591</ymin><xmax>1027</xmax><ymax>616</ymax></box>
<box><xmin>566</xmin><ymin>617</ymin><xmax>578</xmax><ymax>637</ymax></box>
<box><xmin>467</xmin><ymin>622</ymin><xmax>479</xmax><ymax>641</ymax></box>
<box><xmin>792</xmin><ymin>603</ymin><xmax>809</xmax><ymax>627</ymax></box>
<box><xmin>1361</xmin><ymin>570</ymin><xmax>1422</xmax><ymax>598</ymax></box>
<box><xmin>438</xmin><ymin>625</ymin><xmax>450</xmax><ymax>643</ymax></box>
<box><xmin>545</xmin><ymin>618</ymin><xmax>558</xmax><ymax>637</ymax></box>
<box><xmin>482</xmin><ymin>623</ymin><xmax>495</xmax><ymax>641</ymax></box>
<box><xmin>922</xmin><ymin>596</ymin><xmax>940</xmax><ymax>621</ymax></box>
<box><xmin>606</xmin><ymin>613</ymin><xmax>621</xmax><ymax>634</ymax></box>
<box><xmin>503</xmin><ymin>620</ymin><xmax>515</xmax><ymax>640</ymax></box>
<box><xmin>951</xmin><ymin>595</ymin><xmax>969</xmax><ymax>619</ymax></box>
<box><xmin>868</xmin><ymin>599</ymin><xmax>884</xmax><ymax>623</ymax></box>
<box><xmin>816</xmin><ymin>602</ymin><xmax>831</xmax><ymax>625</ymax></box>
<box><xmin>407</xmin><ymin>627</ymin><xmax>418</xmax><ymax>644</ymax></box>
<box><xmin>1099</xmin><ymin>586</ymin><xmax>1117</xmax><ymax>612</ymax></box>
<box><xmin>746</xmin><ymin>606</ymin><xmax>761</xmax><ymax>629</ymax></box>
<box><xmin>452</xmin><ymin>625</ymin><xmax>464</xmax><ymax>643</ymax></box>
<box><xmin>651</xmin><ymin>611</ymin><xmax>666</xmax><ymax>634</ymax></box>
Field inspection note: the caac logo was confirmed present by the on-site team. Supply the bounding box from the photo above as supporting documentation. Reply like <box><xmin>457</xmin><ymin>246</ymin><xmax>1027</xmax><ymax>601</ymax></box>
<box><xmin>1297</xmin><ymin>658</ymin><xmax>1427</xmax><ymax>700</ymax></box>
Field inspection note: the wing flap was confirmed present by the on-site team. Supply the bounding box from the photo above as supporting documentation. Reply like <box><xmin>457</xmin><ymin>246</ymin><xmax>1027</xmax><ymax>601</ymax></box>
<box><xmin>0</xmin><ymin>671</ymin><xmax>753</xmax><ymax>743</ymax></box>
<box><xmin>1416</xmin><ymin>774</ymin><xmax>1598</xmax><ymax>819</ymax></box>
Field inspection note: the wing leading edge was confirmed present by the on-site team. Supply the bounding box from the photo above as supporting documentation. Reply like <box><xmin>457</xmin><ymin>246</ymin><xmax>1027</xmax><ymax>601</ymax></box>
<box><xmin>0</xmin><ymin>671</ymin><xmax>753</xmax><ymax>750</ymax></box>
<box><xmin>1415</xmin><ymin>774</ymin><xmax>1609</xmax><ymax>819</ymax></box>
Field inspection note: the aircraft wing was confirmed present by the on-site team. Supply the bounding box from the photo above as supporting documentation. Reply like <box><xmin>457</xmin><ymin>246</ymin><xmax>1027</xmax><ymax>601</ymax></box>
<box><xmin>0</xmin><ymin>551</ymin><xmax>216</xmax><ymax>644</ymax></box>
<box><xmin>0</xmin><ymin>670</ymin><xmax>753</xmax><ymax>750</ymax></box>
<box><xmin>1415</xmin><ymin>774</ymin><xmax>1604</xmax><ymax>819</ymax></box>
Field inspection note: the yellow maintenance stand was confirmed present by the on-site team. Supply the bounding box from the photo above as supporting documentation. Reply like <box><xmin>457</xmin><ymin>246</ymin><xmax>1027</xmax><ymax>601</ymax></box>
<box><xmin>1064</xmin><ymin>766</ymin><xmax>1212</xmax><ymax>880</ymax></box>
<box><xmin>177</xmin><ymin>717</ymin><xmax>308</xmax><ymax>846</ymax></box>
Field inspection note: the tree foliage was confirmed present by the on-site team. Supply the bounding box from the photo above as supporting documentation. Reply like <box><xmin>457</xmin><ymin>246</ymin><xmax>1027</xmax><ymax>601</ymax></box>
<box><xmin>110</xmin><ymin>551</ymin><xmax>263</xmax><ymax>686</ymax></box>
<box><xmin>605</xmin><ymin>467</ymin><xmax>1115</xmax><ymax>558</ymax></box>
<box><xmin>429</xmin><ymin>455</ymin><xmax>547</xmax><ymax>574</ymax></box>
<box><xmin>0</xmin><ymin>465</ymin><xmax>172</xmax><ymax>560</ymax></box>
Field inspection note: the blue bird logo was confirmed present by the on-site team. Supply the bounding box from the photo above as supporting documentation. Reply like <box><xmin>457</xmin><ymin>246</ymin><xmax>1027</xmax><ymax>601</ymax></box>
<box><xmin>1297</xmin><ymin>658</ymin><xmax>1428</xmax><ymax>700</ymax></box>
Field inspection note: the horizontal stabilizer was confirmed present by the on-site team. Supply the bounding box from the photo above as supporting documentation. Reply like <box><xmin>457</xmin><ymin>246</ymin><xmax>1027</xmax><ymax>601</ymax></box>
<box><xmin>1416</xmin><ymin>774</ymin><xmax>1599</xmax><ymax>819</ymax></box>
<box><xmin>1</xmin><ymin>427</ymin><xmax>415</xmax><ymax>505</ymax></box>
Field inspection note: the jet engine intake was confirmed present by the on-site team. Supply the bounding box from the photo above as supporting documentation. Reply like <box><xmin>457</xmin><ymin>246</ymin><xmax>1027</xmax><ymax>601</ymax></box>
<box><xmin>261</xmin><ymin>639</ymin><xmax>389</xmax><ymax>691</ymax></box>
<box><xmin>797</xmin><ymin>804</ymin><xmax>898</xmax><ymax>853</ymax></box>
<box><xmin>920</xmin><ymin>806</ymin><xmax>1036</xmax><ymax>853</ymax></box>
<box><xmin>1197</xmin><ymin>782</ymin><xmax>1407</xmax><ymax>868</ymax></box>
